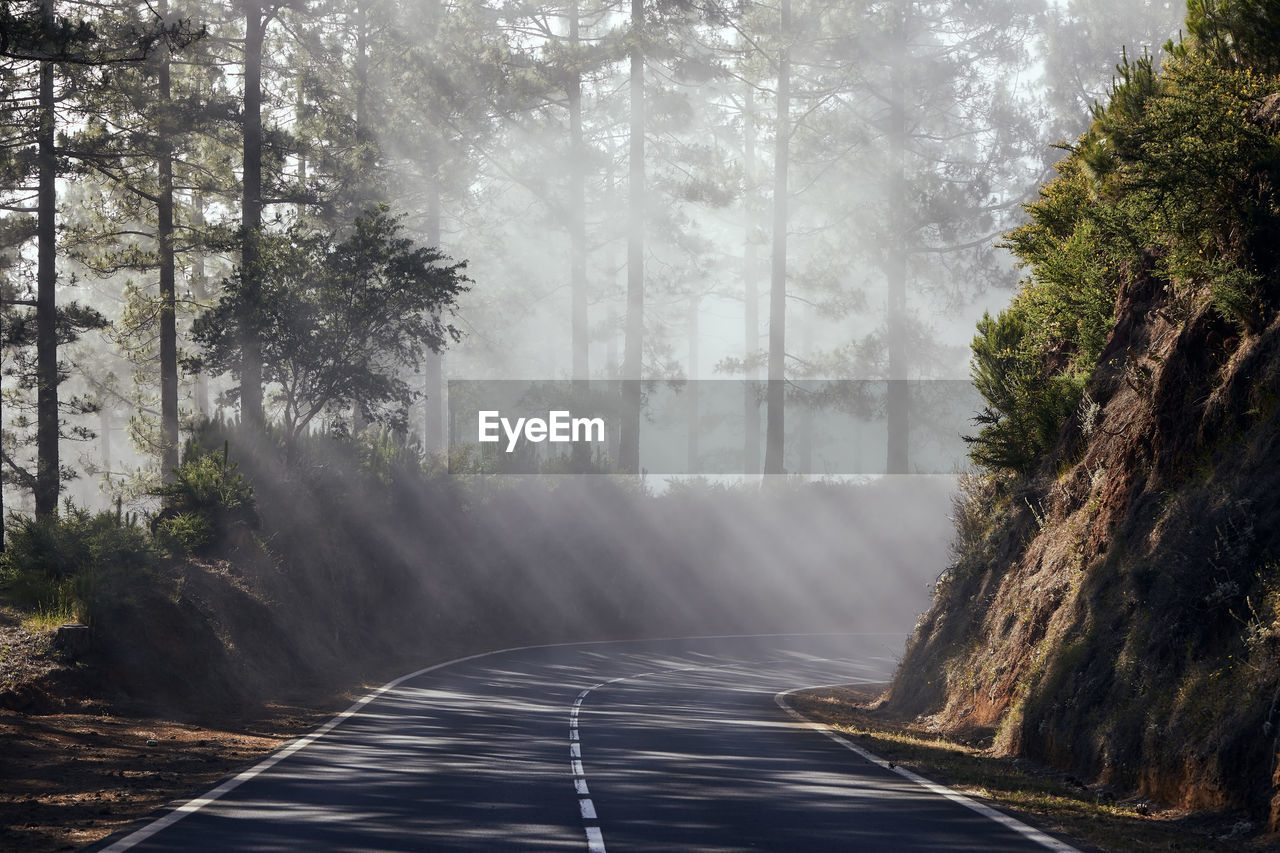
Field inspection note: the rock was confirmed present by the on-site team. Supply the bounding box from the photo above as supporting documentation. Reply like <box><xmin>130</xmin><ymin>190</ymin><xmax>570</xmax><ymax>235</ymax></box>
<box><xmin>0</xmin><ymin>688</ymin><xmax>28</xmax><ymax>711</ymax></box>
<box><xmin>1223</xmin><ymin>819</ymin><xmax>1255</xmax><ymax>840</ymax></box>
<box><xmin>1251</xmin><ymin>93</ymin><xmax>1280</xmax><ymax>132</ymax></box>
<box><xmin>54</xmin><ymin>624</ymin><xmax>91</xmax><ymax>659</ymax></box>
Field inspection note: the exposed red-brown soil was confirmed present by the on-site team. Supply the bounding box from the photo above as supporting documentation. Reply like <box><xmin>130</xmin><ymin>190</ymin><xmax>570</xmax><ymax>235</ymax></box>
<box><xmin>0</xmin><ymin>699</ymin><xmax>342</xmax><ymax>851</ymax></box>
<box><xmin>888</xmin><ymin>258</ymin><xmax>1280</xmax><ymax>830</ymax></box>
<box><xmin>0</xmin><ymin>583</ymin><xmax>434</xmax><ymax>852</ymax></box>
<box><xmin>792</xmin><ymin>684</ymin><xmax>1280</xmax><ymax>853</ymax></box>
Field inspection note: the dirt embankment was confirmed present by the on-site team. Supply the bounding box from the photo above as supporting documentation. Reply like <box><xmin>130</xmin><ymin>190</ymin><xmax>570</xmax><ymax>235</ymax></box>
<box><xmin>889</xmin><ymin>255</ymin><xmax>1280</xmax><ymax>832</ymax></box>
<box><xmin>0</xmin><ymin>545</ymin><xmax>458</xmax><ymax>852</ymax></box>
<box><xmin>0</xmin><ymin>693</ymin><xmax>340</xmax><ymax>852</ymax></box>
<box><xmin>792</xmin><ymin>684</ymin><xmax>1272</xmax><ymax>852</ymax></box>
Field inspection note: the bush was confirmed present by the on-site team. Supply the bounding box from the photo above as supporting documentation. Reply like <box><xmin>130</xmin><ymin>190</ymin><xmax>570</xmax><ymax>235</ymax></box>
<box><xmin>355</xmin><ymin>427</ymin><xmax>425</xmax><ymax>487</ymax></box>
<box><xmin>153</xmin><ymin>512</ymin><xmax>215</xmax><ymax>555</ymax></box>
<box><xmin>973</xmin><ymin>36</ymin><xmax>1280</xmax><ymax>474</ymax></box>
<box><xmin>151</xmin><ymin>444</ymin><xmax>257</xmax><ymax>554</ymax></box>
<box><xmin>3</xmin><ymin>513</ymin><xmax>95</xmax><ymax>583</ymax></box>
<box><xmin>1</xmin><ymin>505</ymin><xmax>155</xmax><ymax>623</ymax></box>
<box><xmin>966</xmin><ymin>303</ymin><xmax>1091</xmax><ymax>473</ymax></box>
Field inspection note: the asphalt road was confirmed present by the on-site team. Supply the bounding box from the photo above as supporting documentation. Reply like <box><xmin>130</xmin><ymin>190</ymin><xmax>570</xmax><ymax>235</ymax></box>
<box><xmin>93</xmin><ymin>634</ymin><xmax>1079</xmax><ymax>852</ymax></box>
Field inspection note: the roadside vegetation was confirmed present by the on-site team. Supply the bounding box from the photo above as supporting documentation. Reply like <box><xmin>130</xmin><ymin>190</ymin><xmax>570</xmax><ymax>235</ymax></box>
<box><xmin>886</xmin><ymin>0</ymin><xmax>1280</xmax><ymax>837</ymax></box>
<box><xmin>0</xmin><ymin>420</ymin><xmax>950</xmax><ymax>707</ymax></box>
<box><xmin>790</xmin><ymin>686</ymin><xmax>1264</xmax><ymax>852</ymax></box>
<box><xmin>0</xmin><ymin>422</ymin><xmax>953</xmax><ymax>847</ymax></box>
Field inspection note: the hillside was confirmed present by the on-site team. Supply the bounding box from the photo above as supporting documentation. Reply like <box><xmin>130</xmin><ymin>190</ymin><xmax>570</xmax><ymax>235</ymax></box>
<box><xmin>0</xmin><ymin>430</ymin><xmax>953</xmax><ymax>848</ymax></box>
<box><xmin>887</xmin><ymin>4</ymin><xmax>1280</xmax><ymax>831</ymax></box>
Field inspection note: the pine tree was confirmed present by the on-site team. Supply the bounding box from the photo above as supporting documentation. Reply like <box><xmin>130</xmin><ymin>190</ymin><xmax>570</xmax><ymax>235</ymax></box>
<box><xmin>0</xmin><ymin>0</ymin><xmax>197</xmax><ymax>516</ymax></box>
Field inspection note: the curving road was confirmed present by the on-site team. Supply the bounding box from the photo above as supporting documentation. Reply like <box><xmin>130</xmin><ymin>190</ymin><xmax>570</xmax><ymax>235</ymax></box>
<box><xmin>92</xmin><ymin>635</ymin><xmax>1079</xmax><ymax>852</ymax></box>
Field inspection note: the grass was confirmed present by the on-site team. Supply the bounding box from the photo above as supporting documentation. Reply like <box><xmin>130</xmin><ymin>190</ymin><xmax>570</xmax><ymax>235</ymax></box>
<box><xmin>19</xmin><ymin>600</ymin><xmax>77</xmax><ymax>633</ymax></box>
<box><xmin>4</xmin><ymin>576</ymin><xmax>82</xmax><ymax>634</ymax></box>
<box><xmin>788</xmin><ymin>685</ymin><xmax>1272</xmax><ymax>853</ymax></box>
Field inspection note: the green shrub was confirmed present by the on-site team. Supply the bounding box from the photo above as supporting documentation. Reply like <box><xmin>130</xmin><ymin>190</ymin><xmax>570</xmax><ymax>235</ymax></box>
<box><xmin>966</xmin><ymin>302</ymin><xmax>1092</xmax><ymax>473</ymax></box>
<box><xmin>972</xmin><ymin>32</ymin><xmax>1280</xmax><ymax>474</ymax></box>
<box><xmin>151</xmin><ymin>444</ymin><xmax>257</xmax><ymax>552</ymax></box>
<box><xmin>1207</xmin><ymin>260</ymin><xmax>1266</xmax><ymax>329</ymax></box>
<box><xmin>3</xmin><ymin>513</ymin><xmax>94</xmax><ymax>582</ymax></box>
<box><xmin>3</xmin><ymin>507</ymin><xmax>153</xmax><ymax>580</ymax></box>
<box><xmin>1</xmin><ymin>505</ymin><xmax>155</xmax><ymax>623</ymax></box>
<box><xmin>356</xmin><ymin>427</ymin><xmax>424</xmax><ymax>487</ymax></box>
<box><xmin>153</xmin><ymin>512</ymin><xmax>215</xmax><ymax>555</ymax></box>
<box><xmin>1183</xmin><ymin>0</ymin><xmax>1280</xmax><ymax>75</ymax></box>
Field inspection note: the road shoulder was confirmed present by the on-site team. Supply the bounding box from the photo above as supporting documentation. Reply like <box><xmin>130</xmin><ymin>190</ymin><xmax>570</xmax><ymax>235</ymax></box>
<box><xmin>786</xmin><ymin>684</ymin><xmax>1268</xmax><ymax>853</ymax></box>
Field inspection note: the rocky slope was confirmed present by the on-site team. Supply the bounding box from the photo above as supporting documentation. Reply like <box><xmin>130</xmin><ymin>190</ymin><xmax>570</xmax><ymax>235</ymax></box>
<box><xmin>889</xmin><ymin>252</ymin><xmax>1280</xmax><ymax>826</ymax></box>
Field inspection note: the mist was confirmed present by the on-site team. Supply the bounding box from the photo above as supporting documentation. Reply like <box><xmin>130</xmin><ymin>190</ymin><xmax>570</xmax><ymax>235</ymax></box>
<box><xmin>0</xmin><ymin>0</ymin><xmax>1186</xmax><ymax>650</ymax></box>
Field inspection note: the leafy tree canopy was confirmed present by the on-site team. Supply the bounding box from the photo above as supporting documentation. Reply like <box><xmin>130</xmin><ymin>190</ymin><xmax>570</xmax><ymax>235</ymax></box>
<box><xmin>968</xmin><ymin>4</ymin><xmax>1280</xmax><ymax>473</ymax></box>
<box><xmin>191</xmin><ymin>206</ymin><xmax>469</xmax><ymax>447</ymax></box>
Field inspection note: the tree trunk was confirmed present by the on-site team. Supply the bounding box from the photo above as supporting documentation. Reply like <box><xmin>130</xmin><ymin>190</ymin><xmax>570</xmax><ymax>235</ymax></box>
<box><xmin>885</xmin><ymin>246</ymin><xmax>909</xmax><ymax>474</ymax></box>
<box><xmin>190</xmin><ymin>192</ymin><xmax>209</xmax><ymax>416</ymax></box>
<box><xmin>763</xmin><ymin>0</ymin><xmax>790</xmax><ymax>477</ymax></box>
<box><xmin>568</xmin><ymin>0</ymin><xmax>592</xmax><ymax>470</ymax></box>
<box><xmin>885</xmin><ymin>18</ymin><xmax>909</xmax><ymax>475</ymax></box>
<box><xmin>54</xmin><ymin>624</ymin><xmax>91</xmax><ymax>657</ymax></box>
<box><xmin>569</xmin><ymin>0</ymin><xmax>588</xmax><ymax>380</ymax></box>
<box><xmin>743</xmin><ymin>84</ymin><xmax>760</xmax><ymax>475</ymax></box>
<box><xmin>422</xmin><ymin>168</ymin><xmax>444</xmax><ymax>453</ymax></box>
<box><xmin>418</xmin><ymin>0</ymin><xmax>445</xmax><ymax>455</ymax></box>
<box><xmin>35</xmin><ymin>2</ymin><xmax>58</xmax><ymax>518</ymax></box>
<box><xmin>1</xmin><ymin>292</ymin><xmax>4</xmax><ymax>542</ymax></box>
<box><xmin>240</xmin><ymin>0</ymin><xmax>265</xmax><ymax>427</ymax></box>
<box><xmin>423</xmin><ymin>350</ymin><xmax>443</xmax><ymax>454</ymax></box>
<box><xmin>606</xmin><ymin>305</ymin><xmax>620</xmax><ymax>463</ymax></box>
<box><xmin>618</xmin><ymin>0</ymin><xmax>645</xmax><ymax>475</ymax></box>
<box><xmin>349</xmin><ymin>0</ymin><xmax>372</xmax><ymax>436</ymax></box>
<box><xmin>295</xmin><ymin>70</ymin><xmax>307</xmax><ymax>218</ymax></box>
<box><xmin>157</xmin><ymin>0</ymin><xmax>179</xmax><ymax>481</ymax></box>
<box><xmin>100</xmin><ymin>407</ymin><xmax>111</xmax><ymax>474</ymax></box>
<box><xmin>797</xmin><ymin>393</ymin><xmax>813</xmax><ymax>476</ymax></box>
<box><xmin>687</xmin><ymin>295</ymin><xmax>699</xmax><ymax>474</ymax></box>
<box><xmin>353</xmin><ymin>0</ymin><xmax>374</xmax><ymax>209</ymax></box>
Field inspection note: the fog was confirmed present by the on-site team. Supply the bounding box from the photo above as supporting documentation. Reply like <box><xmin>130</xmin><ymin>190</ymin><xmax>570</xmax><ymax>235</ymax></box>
<box><xmin>1</xmin><ymin>0</ymin><xmax>1185</xmax><ymax>644</ymax></box>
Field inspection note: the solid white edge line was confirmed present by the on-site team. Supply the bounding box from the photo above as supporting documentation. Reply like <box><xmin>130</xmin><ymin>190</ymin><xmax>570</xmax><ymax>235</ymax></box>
<box><xmin>773</xmin><ymin>688</ymin><xmax>1082</xmax><ymax>853</ymax></box>
<box><xmin>566</xmin><ymin>657</ymin><xmax>885</xmax><ymax>853</ymax></box>
<box><xmin>99</xmin><ymin>645</ymin><xmax>503</xmax><ymax>852</ymax></box>
<box><xmin>99</xmin><ymin>633</ymin><xmax>901</xmax><ymax>851</ymax></box>
<box><xmin>566</xmin><ymin>659</ymin><xmax>853</xmax><ymax>853</ymax></box>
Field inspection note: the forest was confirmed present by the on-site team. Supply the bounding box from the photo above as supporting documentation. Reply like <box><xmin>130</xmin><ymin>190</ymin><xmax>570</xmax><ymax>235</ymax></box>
<box><xmin>0</xmin><ymin>0</ymin><xmax>1201</xmax><ymax>707</ymax></box>
<box><xmin>890</xmin><ymin>0</ymin><xmax>1280</xmax><ymax>834</ymax></box>
<box><xmin>0</xmin><ymin>0</ymin><xmax>1183</xmax><ymax>747</ymax></box>
<box><xmin>0</xmin><ymin>0</ymin><xmax>1184</xmax><ymax>511</ymax></box>
<box><xmin>21</xmin><ymin>0</ymin><xmax>1280</xmax><ymax>848</ymax></box>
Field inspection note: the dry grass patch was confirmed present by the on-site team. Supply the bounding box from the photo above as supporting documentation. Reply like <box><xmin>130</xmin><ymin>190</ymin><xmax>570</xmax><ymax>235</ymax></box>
<box><xmin>789</xmin><ymin>685</ymin><xmax>1277</xmax><ymax>853</ymax></box>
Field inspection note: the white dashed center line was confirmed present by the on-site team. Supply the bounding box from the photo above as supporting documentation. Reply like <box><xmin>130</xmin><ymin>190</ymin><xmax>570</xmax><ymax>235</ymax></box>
<box><xmin>569</xmin><ymin>685</ymin><xmax>607</xmax><ymax>851</ymax></box>
<box><xmin>573</xmin><ymin>669</ymin><xmax>671</xmax><ymax>852</ymax></box>
<box><xmin>568</xmin><ymin>655</ymin><xmax>860</xmax><ymax>853</ymax></box>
